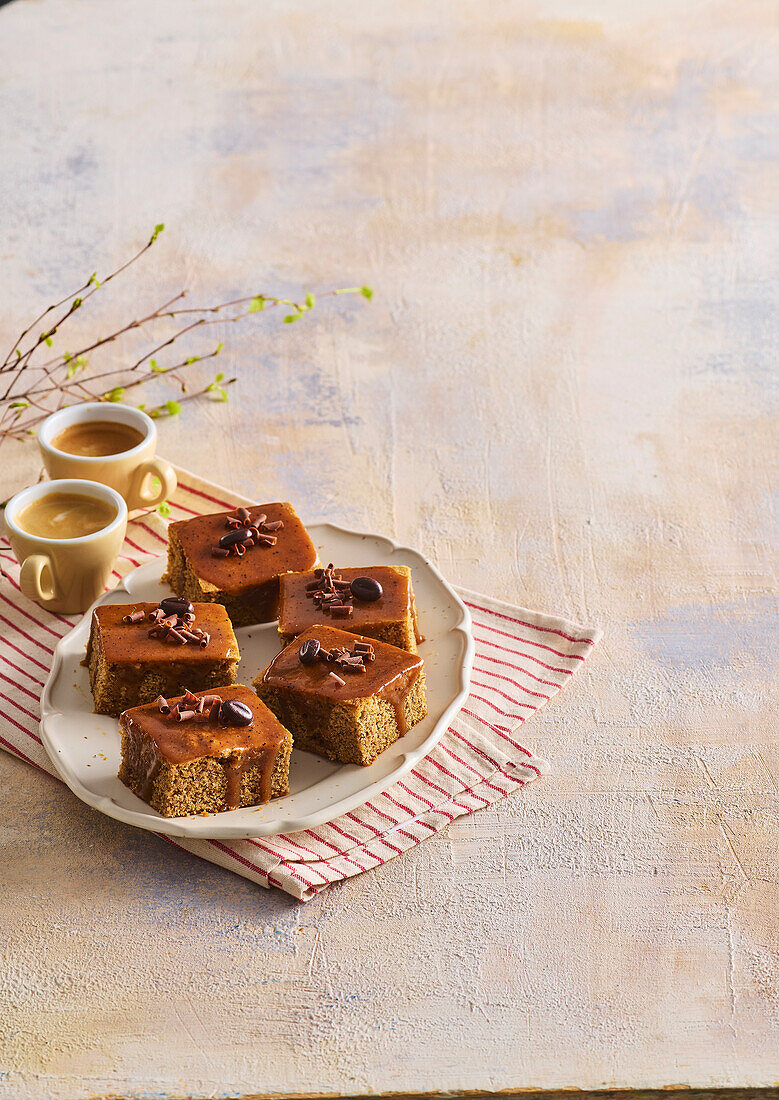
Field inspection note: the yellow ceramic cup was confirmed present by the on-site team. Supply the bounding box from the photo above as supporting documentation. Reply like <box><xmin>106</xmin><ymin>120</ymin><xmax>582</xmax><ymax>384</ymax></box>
<box><xmin>4</xmin><ymin>479</ymin><xmax>128</xmax><ymax>614</ymax></box>
<box><xmin>37</xmin><ymin>403</ymin><xmax>177</xmax><ymax>510</ymax></box>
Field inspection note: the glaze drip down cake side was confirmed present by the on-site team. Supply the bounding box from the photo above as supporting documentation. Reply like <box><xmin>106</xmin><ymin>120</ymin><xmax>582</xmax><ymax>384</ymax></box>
<box><xmin>118</xmin><ymin>685</ymin><xmax>293</xmax><ymax>817</ymax></box>
<box><xmin>254</xmin><ymin>624</ymin><xmax>427</xmax><ymax>767</ymax></box>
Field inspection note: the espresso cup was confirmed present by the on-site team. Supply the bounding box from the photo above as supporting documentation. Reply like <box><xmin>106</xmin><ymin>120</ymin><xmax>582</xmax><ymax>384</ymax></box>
<box><xmin>37</xmin><ymin>403</ymin><xmax>177</xmax><ymax>511</ymax></box>
<box><xmin>4</xmin><ymin>479</ymin><xmax>128</xmax><ymax>614</ymax></box>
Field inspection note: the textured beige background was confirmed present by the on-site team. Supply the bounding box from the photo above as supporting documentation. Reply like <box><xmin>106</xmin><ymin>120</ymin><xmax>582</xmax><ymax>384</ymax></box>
<box><xmin>0</xmin><ymin>1</ymin><xmax>777</xmax><ymax>1098</ymax></box>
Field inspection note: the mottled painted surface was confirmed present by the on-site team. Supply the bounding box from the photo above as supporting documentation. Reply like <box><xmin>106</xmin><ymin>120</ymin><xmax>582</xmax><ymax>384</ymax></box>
<box><xmin>0</xmin><ymin>0</ymin><xmax>776</xmax><ymax>1098</ymax></box>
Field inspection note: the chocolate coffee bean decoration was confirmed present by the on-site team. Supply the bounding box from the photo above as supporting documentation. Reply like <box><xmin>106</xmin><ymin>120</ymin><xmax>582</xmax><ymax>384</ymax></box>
<box><xmin>159</xmin><ymin>596</ymin><xmax>194</xmax><ymax>618</ymax></box>
<box><xmin>219</xmin><ymin>699</ymin><xmax>253</xmax><ymax>726</ymax></box>
<box><xmin>299</xmin><ymin>638</ymin><xmax>321</xmax><ymax>665</ymax></box>
<box><xmin>350</xmin><ymin>576</ymin><xmax>383</xmax><ymax>602</ymax></box>
<box><xmin>218</xmin><ymin>527</ymin><xmax>252</xmax><ymax>550</ymax></box>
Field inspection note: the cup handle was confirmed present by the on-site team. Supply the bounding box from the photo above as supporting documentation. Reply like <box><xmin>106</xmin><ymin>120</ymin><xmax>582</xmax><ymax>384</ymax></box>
<box><xmin>127</xmin><ymin>458</ymin><xmax>177</xmax><ymax>510</ymax></box>
<box><xmin>19</xmin><ymin>554</ymin><xmax>58</xmax><ymax>606</ymax></box>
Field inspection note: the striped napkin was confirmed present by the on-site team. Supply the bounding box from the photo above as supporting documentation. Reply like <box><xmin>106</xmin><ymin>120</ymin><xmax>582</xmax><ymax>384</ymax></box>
<box><xmin>0</xmin><ymin>469</ymin><xmax>601</xmax><ymax>902</ymax></box>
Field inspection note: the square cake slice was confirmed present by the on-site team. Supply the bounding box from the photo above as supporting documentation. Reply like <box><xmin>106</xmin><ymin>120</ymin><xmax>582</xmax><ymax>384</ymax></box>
<box><xmin>86</xmin><ymin>598</ymin><xmax>240</xmax><ymax>717</ymax></box>
<box><xmin>254</xmin><ymin>624</ymin><xmax>427</xmax><ymax>767</ymax></box>
<box><xmin>164</xmin><ymin>501</ymin><xmax>317</xmax><ymax>626</ymax></box>
<box><xmin>118</xmin><ymin>685</ymin><xmax>293</xmax><ymax>817</ymax></box>
<box><xmin>278</xmin><ymin>564</ymin><xmax>422</xmax><ymax>652</ymax></box>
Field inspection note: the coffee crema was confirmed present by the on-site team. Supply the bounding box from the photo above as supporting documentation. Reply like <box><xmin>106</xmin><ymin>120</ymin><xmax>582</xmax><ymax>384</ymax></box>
<box><xmin>51</xmin><ymin>420</ymin><xmax>145</xmax><ymax>457</ymax></box>
<box><xmin>16</xmin><ymin>492</ymin><xmax>117</xmax><ymax>540</ymax></box>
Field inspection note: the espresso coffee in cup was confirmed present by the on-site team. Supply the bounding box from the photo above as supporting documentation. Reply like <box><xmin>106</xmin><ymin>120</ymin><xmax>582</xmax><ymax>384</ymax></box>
<box><xmin>4</xmin><ymin>479</ymin><xmax>128</xmax><ymax>614</ymax></box>
<box><xmin>37</xmin><ymin>403</ymin><xmax>176</xmax><ymax>510</ymax></box>
<box><xmin>50</xmin><ymin>420</ymin><xmax>145</xmax><ymax>458</ymax></box>
<box><xmin>15</xmin><ymin>491</ymin><xmax>118</xmax><ymax>540</ymax></box>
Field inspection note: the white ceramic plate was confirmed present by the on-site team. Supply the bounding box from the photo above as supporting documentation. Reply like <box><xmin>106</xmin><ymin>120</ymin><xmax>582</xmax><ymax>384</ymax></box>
<box><xmin>40</xmin><ymin>523</ymin><xmax>473</xmax><ymax>838</ymax></box>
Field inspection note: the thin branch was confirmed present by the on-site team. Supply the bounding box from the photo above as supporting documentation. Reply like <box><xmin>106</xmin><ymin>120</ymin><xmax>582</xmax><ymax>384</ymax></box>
<box><xmin>0</xmin><ymin>277</ymin><xmax>93</xmax><ymax>371</ymax></box>
<box><xmin>1</xmin><ymin>224</ymin><xmax>166</xmax><ymax>377</ymax></box>
<box><xmin>1</xmin><ymin>225</ymin><xmax>371</xmax><ymax>442</ymax></box>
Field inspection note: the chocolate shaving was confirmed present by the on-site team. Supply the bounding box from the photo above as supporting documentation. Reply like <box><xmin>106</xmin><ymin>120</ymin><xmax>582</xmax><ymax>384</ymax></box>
<box><xmin>124</xmin><ymin>600</ymin><xmax>211</xmax><ymax>649</ymax></box>
<box><xmin>159</xmin><ymin>691</ymin><xmax>213</xmax><ymax>722</ymax></box>
<box><xmin>297</xmin><ymin>636</ymin><xmax>374</xmax><ymax>676</ymax></box>
<box><xmin>318</xmin><ymin>639</ymin><xmax>375</xmax><ymax>673</ymax></box>
<box><xmin>208</xmin><ymin>700</ymin><xmax>221</xmax><ymax>721</ymax></box>
<box><xmin>338</xmin><ymin>655</ymin><xmax>367</xmax><ymax>673</ymax></box>
<box><xmin>213</xmin><ymin>508</ymin><xmax>283</xmax><ymax>556</ymax></box>
<box><xmin>328</xmin><ymin>671</ymin><xmax>346</xmax><ymax>686</ymax></box>
<box><xmin>305</xmin><ymin>563</ymin><xmax>357</xmax><ymax>616</ymax></box>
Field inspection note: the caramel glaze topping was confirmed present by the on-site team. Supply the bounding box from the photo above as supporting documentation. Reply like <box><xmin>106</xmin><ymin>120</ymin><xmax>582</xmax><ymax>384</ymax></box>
<box><xmin>278</xmin><ymin>566</ymin><xmax>415</xmax><ymax>636</ymax></box>
<box><xmin>261</xmin><ymin>624</ymin><xmax>423</xmax><ymax>736</ymax></box>
<box><xmin>120</xmin><ymin>685</ymin><xmax>287</xmax><ymax>811</ymax></box>
<box><xmin>171</xmin><ymin>502</ymin><xmax>317</xmax><ymax>597</ymax></box>
<box><xmin>93</xmin><ymin>602</ymin><xmax>239</xmax><ymax>665</ymax></box>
